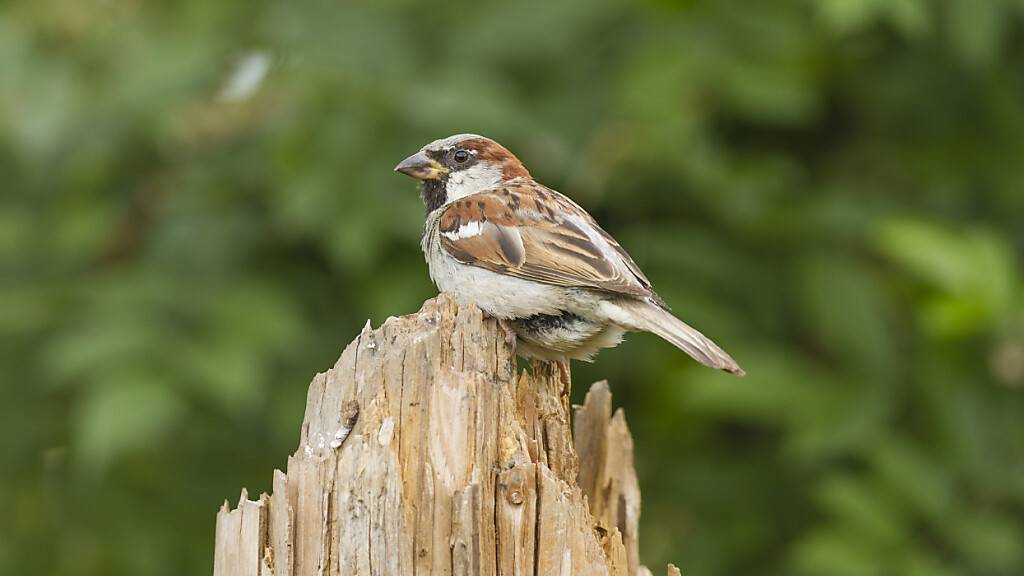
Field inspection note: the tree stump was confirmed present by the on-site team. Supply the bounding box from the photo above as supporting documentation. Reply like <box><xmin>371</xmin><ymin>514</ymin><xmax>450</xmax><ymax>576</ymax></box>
<box><xmin>213</xmin><ymin>294</ymin><xmax>680</xmax><ymax>576</ymax></box>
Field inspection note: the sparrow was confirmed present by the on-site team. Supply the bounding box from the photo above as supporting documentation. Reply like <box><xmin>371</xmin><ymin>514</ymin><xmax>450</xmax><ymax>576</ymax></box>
<box><xmin>394</xmin><ymin>134</ymin><xmax>744</xmax><ymax>375</ymax></box>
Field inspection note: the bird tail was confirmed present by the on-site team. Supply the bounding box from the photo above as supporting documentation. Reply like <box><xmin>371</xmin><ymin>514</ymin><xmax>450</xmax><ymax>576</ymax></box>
<box><xmin>613</xmin><ymin>299</ymin><xmax>745</xmax><ymax>376</ymax></box>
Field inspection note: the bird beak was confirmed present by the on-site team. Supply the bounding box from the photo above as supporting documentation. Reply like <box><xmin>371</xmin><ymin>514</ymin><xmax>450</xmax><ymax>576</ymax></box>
<box><xmin>394</xmin><ymin>151</ymin><xmax>448</xmax><ymax>180</ymax></box>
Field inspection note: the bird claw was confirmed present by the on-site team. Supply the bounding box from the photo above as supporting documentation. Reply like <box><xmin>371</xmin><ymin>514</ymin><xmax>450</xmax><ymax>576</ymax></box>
<box><xmin>499</xmin><ymin>319</ymin><xmax>517</xmax><ymax>345</ymax></box>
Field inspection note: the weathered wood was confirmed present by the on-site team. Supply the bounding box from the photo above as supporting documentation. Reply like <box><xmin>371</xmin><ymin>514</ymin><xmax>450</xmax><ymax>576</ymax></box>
<box><xmin>573</xmin><ymin>381</ymin><xmax>643</xmax><ymax>576</ymax></box>
<box><xmin>214</xmin><ymin>489</ymin><xmax>268</xmax><ymax>576</ymax></box>
<box><xmin>213</xmin><ymin>294</ymin><xmax>677</xmax><ymax>575</ymax></box>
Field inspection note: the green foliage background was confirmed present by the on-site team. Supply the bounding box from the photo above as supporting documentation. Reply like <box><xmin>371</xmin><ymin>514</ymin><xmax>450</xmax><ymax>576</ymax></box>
<box><xmin>3</xmin><ymin>0</ymin><xmax>1024</xmax><ymax>574</ymax></box>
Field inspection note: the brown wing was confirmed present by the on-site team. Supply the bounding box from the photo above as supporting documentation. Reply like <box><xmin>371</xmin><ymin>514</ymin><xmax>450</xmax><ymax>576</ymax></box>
<box><xmin>437</xmin><ymin>183</ymin><xmax>658</xmax><ymax>300</ymax></box>
<box><xmin>551</xmin><ymin>191</ymin><xmax>658</xmax><ymax>292</ymax></box>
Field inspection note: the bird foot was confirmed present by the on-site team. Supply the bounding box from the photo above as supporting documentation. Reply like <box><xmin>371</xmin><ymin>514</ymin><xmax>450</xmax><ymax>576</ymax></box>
<box><xmin>499</xmin><ymin>320</ymin><xmax>517</xmax><ymax>346</ymax></box>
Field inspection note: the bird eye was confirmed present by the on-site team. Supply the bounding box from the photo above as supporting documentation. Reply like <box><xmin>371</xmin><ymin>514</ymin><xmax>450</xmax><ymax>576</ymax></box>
<box><xmin>453</xmin><ymin>149</ymin><xmax>470</xmax><ymax>163</ymax></box>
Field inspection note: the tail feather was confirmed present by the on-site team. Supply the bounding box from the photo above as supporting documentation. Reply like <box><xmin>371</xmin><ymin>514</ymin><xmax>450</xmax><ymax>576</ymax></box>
<box><xmin>615</xmin><ymin>300</ymin><xmax>745</xmax><ymax>376</ymax></box>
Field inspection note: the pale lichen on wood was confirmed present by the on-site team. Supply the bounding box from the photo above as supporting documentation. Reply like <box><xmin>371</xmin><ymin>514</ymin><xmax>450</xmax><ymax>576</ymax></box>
<box><xmin>213</xmin><ymin>294</ymin><xmax>678</xmax><ymax>575</ymax></box>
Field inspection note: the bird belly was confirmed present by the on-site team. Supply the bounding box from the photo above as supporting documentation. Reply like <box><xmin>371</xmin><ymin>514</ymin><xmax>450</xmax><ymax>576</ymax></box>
<box><xmin>512</xmin><ymin>311</ymin><xmax>625</xmax><ymax>361</ymax></box>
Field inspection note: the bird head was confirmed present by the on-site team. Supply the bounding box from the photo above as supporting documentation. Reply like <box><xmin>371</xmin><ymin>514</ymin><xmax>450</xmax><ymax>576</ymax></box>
<box><xmin>395</xmin><ymin>134</ymin><xmax>530</xmax><ymax>212</ymax></box>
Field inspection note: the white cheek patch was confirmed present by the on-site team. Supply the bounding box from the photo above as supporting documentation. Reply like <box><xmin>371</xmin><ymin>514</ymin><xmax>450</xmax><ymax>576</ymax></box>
<box><xmin>441</xmin><ymin>221</ymin><xmax>484</xmax><ymax>240</ymax></box>
<box><xmin>444</xmin><ymin>163</ymin><xmax>503</xmax><ymax>202</ymax></box>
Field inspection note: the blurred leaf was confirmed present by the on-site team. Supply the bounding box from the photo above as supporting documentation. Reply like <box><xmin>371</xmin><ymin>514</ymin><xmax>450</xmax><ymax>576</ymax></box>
<box><xmin>876</xmin><ymin>219</ymin><xmax>1017</xmax><ymax>336</ymax></box>
<box><xmin>74</xmin><ymin>376</ymin><xmax>186</xmax><ymax>472</ymax></box>
<box><xmin>814</xmin><ymin>0</ymin><xmax>930</xmax><ymax>38</ymax></box>
<box><xmin>815</xmin><ymin>474</ymin><xmax>907</xmax><ymax>549</ymax></box>
<box><xmin>946</xmin><ymin>511</ymin><xmax>1024</xmax><ymax>572</ymax></box>
<box><xmin>901</xmin><ymin>551</ymin><xmax>960</xmax><ymax>576</ymax></box>
<box><xmin>683</xmin><ymin>348</ymin><xmax>835</xmax><ymax>427</ymax></box>
<box><xmin>871</xmin><ymin>438</ymin><xmax>952</xmax><ymax>519</ymax></box>
<box><xmin>791</xmin><ymin>526</ymin><xmax>884</xmax><ymax>576</ymax></box>
<box><xmin>798</xmin><ymin>254</ymin><xmax>892</xmax><ymax>372</ymax></box>
<box><xmin>946</xmin><ymin>0</ymin><xmax>1004</xmax><ymax>68</ymax></box>
<box><xmin>44</xmin><ymin>319</ymin><xmax>158</xmax><ymax>388</ymax></box>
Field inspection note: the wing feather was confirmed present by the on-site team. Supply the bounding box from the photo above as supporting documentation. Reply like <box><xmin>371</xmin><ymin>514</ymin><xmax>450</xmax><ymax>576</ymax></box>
<box><xmin>437</xmin><ymin>184</ymin><xmax>656</xmax><ymax>299</ymax></box>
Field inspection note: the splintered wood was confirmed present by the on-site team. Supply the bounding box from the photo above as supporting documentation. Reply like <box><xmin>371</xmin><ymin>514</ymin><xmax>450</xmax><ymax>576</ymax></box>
<box><xmin>214</xmin><ymin>294</ymin><xmax>674</xmax><ymax>576</ymax></box>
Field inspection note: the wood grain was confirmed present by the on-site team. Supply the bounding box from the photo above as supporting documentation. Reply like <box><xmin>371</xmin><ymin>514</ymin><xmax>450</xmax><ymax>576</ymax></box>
<box><xmin>213</xmin><ymin>294</ymin><xmax>675</xmax><ymax>575</ymax></box>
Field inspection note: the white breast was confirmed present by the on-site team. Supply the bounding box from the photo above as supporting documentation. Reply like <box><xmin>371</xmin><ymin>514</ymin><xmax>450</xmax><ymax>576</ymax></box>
<box><xmin>422</xmin><ymin>214</ymin><xmax>568</xmax><ymax>319</ymax></box>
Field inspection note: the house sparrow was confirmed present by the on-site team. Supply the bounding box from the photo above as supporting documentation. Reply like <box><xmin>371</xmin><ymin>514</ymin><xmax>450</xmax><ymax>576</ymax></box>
<box><xmin>395</xmin><ymin>134</ymin><xmax>744</xmax><ymax>375</ymax></box>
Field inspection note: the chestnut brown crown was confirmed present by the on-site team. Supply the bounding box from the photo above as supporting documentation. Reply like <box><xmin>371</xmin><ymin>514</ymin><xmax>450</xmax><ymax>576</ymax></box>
<box><xmin>394</xmin><ymin>134</ymin><xmax>530</xmax><ymax>182</ymax></box>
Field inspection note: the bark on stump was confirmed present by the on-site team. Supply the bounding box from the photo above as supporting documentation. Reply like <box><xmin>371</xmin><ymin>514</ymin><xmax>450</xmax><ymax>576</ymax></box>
<box><xmin>213</xmin><ymin>294</ymin><xmax>680</xmax><ymax>576</ymax></box>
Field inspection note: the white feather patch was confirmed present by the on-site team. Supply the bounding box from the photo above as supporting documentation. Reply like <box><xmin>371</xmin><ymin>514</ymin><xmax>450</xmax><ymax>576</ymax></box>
<box><xmin>444</xmin><ymin>163</ymin><xmax>503</xmax><ymax>202</ymax></box>
<box><xmin>441</xmin><ymin>221</ymin><xmax>484</xmax><ymax>240</ymax></box>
